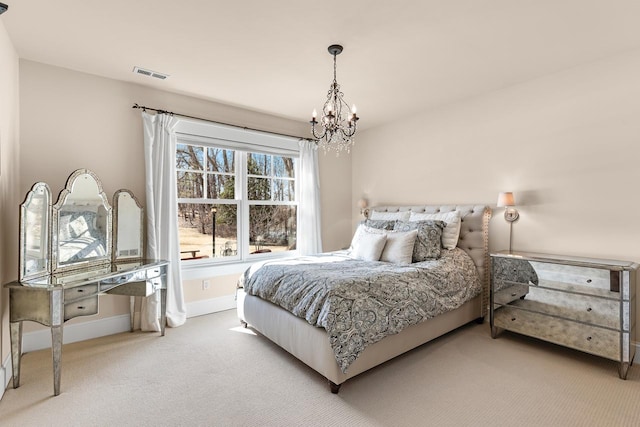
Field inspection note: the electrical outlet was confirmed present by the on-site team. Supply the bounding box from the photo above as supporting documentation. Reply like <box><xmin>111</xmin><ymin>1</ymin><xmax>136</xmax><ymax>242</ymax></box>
<box><xmin>202</xmin><ymin>280</ymin><xmax>211</xmax><ymax>290</ymax></box>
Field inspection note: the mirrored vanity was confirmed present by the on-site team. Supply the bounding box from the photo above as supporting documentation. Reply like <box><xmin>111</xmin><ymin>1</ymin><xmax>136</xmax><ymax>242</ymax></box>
<box><xmin>4</xmin><ymin>169</ymin><xmax>168</xmax><ymax>396</ymax></box>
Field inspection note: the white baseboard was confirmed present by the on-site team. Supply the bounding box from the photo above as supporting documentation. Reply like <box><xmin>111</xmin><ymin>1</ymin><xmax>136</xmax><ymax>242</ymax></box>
<box><xmin>1</xmin><ymin>353</ymin><xmax>10</xmax><ymax>400</ymax></box>
<box><xmin>186</xmin><ymin>294</ymin><xmax>237</xmax><ymax>318</ymax></box>
<box><xmin>19</xmin><ymin>295</ymin><xmax>238</xmax><ymax>353</ymax></box>
<box><xmin>22</xmin><ymin>314</ymin><xmax>133</xmax><ymax>353</ymax></box>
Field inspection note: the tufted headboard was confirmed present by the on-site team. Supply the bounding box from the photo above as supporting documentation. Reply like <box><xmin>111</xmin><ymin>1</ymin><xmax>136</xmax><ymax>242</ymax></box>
<box><xmin>368</xmin><ymin>204</ymin><xmax>492</xmax><ymax>316</ymax></box>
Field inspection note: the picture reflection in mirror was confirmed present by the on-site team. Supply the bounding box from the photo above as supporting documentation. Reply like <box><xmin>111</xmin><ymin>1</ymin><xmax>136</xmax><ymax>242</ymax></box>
<box><xmin>21</xmin><ymin>182</ymin><xmax>51</xmax><ymax>279</ymax></box>
<box><xmin>55</xmin><ymin>171</ymin><xmax>111</xmax><ymax>268</ymax></box>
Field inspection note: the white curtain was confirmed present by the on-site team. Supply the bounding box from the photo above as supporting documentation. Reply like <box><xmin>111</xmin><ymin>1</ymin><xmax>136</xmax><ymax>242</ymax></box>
<box><xmin>141</xmin><ymin>112</ymin><xmax>187</xmax><ymax>330</ymax></box>
<box><xmin>297</xmin><ymin>139</ymin><xmax>323</xmax><ymax>254</ymax></box>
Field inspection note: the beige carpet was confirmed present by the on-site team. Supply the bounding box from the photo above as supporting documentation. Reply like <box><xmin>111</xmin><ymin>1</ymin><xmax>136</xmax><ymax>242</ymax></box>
<box><xmin>1</xmin><ymin>309</ymin><xmax>639</xmax><ymax>427</ymax></box>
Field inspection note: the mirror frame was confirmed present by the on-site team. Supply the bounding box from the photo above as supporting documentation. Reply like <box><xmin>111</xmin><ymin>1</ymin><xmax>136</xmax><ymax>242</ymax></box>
<box><xmin>112</xmin><ymin>189</ymin><xmax>144</xmax><ymax>262</ymax></box>
<box><xmin>51</xmin><ymin>169</ymin><xmax>113</xmax><ymax>273</ymax></box>
<box><xmin>19</xmin><ymin>182</ymin><xmax>52</xmax><ymax>280</ymax></box>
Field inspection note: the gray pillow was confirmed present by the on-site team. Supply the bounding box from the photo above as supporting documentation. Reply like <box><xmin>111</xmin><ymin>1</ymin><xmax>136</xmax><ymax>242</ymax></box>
<box><xmin>394</xmin><ymin>220</ymin><xmax>444</xmax><ymax>261</ymax></box>
<box><xmin>365</xmin><ymin>219</ymin><xmax>397</xmax><ymax>231</ymax></box>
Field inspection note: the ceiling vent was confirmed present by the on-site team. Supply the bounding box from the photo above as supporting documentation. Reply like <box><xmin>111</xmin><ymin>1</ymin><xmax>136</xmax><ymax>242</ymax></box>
<box><xmin>133</xmin><ymin>66</ymin><xmax>169</xmax><ymax>80</ymax></box>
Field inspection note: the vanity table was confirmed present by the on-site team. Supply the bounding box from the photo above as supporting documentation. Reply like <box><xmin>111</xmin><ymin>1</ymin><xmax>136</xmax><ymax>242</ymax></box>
<box><xmin>5</xmin><ymin>169</ymin><xmax>168</xmax><ymax>396</ymax></box>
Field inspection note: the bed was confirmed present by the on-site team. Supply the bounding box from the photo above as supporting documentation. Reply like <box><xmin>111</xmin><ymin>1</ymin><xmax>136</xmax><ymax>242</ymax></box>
<box><xmin>237</xmin><ymin>204</ymin><xmax>491</xmax><ymax>393</ymax></box>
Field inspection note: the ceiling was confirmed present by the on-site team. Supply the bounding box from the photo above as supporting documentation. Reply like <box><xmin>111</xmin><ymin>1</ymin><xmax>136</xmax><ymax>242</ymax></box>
<box><xmin>3</xmin><ymin>0</ymin><xmax>640</xmax><ymax>130</ymax></box>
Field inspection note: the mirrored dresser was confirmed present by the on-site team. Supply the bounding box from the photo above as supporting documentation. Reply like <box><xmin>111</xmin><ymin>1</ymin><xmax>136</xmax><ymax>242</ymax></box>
<box><xmin>490</xmin><ymin>251</ymin><xmax>637</xmax><ymax>379</ymax></box>
<box><xmin>4</xmin><ymin>169</ymin><xmax>168</xmax><ymax>396</ymax></box>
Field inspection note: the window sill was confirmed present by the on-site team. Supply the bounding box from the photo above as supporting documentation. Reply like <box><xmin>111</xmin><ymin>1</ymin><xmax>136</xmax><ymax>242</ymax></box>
<box><xmin>180</xmin><ymin>251</ymin><xmax>299</xmax><ymax>280</ymax></box>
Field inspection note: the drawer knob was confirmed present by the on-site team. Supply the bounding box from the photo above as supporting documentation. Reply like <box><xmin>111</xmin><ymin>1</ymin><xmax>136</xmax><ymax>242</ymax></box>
<box><xmin>511</xmin><ymin>317</ymin><xmax>517</xmax><ymax>322</ymax></box>
<box><xmin>77</xmin><ymin>289</ymin><xmax>84</xmax><ymax>293</ymax></box>
<box><xmin>586</xmin><ymin>279</ymin><xmax>592</xmax><ymax>283</ymax></box>
<box><xmin>511</xmin><ymin>293</ymin><xmax>517</xmax><ymax>297</ymax></box>
<box><xmin>586</xmin><ymin>336</ymin><xmax>592</xmax><ymax>341</ymax></box>
<box><xmin>586</xmin><ymin>307</ymin><xmax>592</xmax><ymax>312</ymax></box>
<box><xmin>78</xmin><ymin>306</ymin><xmax>85</xmax><ymax>310</ymax></box>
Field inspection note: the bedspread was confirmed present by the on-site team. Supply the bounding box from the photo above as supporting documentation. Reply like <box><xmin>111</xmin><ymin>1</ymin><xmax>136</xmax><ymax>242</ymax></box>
<box><xmin>239</xmin><ymin>248</ymin><xmax>481</xmax><ymax>372</ymax></box>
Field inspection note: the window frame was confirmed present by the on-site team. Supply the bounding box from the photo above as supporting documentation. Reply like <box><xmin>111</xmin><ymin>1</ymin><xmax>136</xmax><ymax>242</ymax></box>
<box><xmin>174</xmin><ymin>119</ymin><xmax>300</xmax><ymax>269</ymax></box>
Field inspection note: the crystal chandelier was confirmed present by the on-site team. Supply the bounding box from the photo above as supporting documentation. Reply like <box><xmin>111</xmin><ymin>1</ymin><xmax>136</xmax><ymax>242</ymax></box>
<box><xmin>310</xmin><ymin>44</ymin><xmax>359</xmax><ymax>154</ymax></box>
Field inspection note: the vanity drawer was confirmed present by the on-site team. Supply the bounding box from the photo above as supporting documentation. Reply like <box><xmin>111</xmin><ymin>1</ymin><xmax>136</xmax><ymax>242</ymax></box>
<box><xmin>64</xmin><ymin>283</ymin><xmax>99</xmax><ymax>302</ymax></box>
<box><xmin>64</xmin><ymin>296</ymin><xmax>99</xmax><ymax>320</ymax></box>
<box><xmin>494</xmin><ymin>306</ymin><xmax>620</xmax><ymax>361</ymax></box>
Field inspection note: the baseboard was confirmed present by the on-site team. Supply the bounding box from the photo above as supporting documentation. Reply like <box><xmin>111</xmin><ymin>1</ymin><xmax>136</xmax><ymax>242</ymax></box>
<box><xmin>1</xmin><ymin>353</ymin><xmax>11</xmax><ymax>400</ymax></box>
<box><xmin>22</xmin><ymin>314</ymin><xmax>132</xmax><ymax>353</ymax></box>
<box><xmin>19</xmin><ymin>295</ymin><xmax>238</xmax><ymax>353</ymax></box>
<box><xmin>186</xmin><ymin>294</ymin><xmax>237</xmax><ymax>318</ymax></box>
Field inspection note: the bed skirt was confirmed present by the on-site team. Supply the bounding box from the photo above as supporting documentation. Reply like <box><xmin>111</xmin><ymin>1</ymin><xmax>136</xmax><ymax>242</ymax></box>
<box><xmin>237</xmin><ymin>289</ymin><xmax>482</xmax><ymax>389</ymax></box>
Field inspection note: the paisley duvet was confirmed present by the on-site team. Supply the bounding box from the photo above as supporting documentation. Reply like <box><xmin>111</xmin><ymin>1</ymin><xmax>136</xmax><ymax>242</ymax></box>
<box><xmin>239</xmin><ymin>248</ymin><xmax>481</xmax><ymax>373</ymax></box>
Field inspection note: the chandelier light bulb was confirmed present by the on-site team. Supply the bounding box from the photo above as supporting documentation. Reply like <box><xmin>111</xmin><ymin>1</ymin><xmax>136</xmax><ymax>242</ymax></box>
<box><xmin>352</xmin><ymin>105</ymin><xmax>357</xmax><ymax>114</ymax></box>
<box><xmin>312</xmin><ymin>109</ymin><xmax>317</xmax><ymax>119</ymax></box>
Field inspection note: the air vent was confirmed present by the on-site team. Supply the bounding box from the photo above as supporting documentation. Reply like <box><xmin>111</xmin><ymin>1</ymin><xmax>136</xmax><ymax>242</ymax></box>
<box><xmin>133</xmin><ymin>66</ymin><xmax>169</xmax><ymax>80</ymax></box>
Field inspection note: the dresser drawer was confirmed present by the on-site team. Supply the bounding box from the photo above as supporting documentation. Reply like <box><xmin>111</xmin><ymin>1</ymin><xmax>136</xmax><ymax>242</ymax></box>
<box><xmin>494</xmin><ymin>306</ymin><xmax>620</xmax><ymax>361</ymax></box>
<box><xmin>64</xmin><ymin>283</ymin><xmax>99</xmax><ymax>302</ymax></box>
<box><xmin>64</xmin><ymin>296</ymin><xmax>99</xmax><ymax>320</ymax></box>
<box><xmin>506</xmin><ymin>287</ymin><xmax>620</xmax><ymax>330</ymax></box>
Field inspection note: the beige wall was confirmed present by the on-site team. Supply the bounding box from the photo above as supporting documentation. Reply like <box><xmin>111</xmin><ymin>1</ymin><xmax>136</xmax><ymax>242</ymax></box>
<box><xmin>0</xmin><ymin>21</ymin><xmax>20</xmax><ymax>381</ymax></box>
<box><xmin>353</xmin><ymin>48</ymin><xmax>640</xmax><ymax>322</ymax></box>
<box><xmin>16</xmin><ymin>60</ymin><xmax>351</xmax><ymax>330</ymax></box>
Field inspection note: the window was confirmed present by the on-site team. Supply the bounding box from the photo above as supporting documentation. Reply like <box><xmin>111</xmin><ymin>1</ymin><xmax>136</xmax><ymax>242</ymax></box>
<box><xmin>176</xmin><ymin>136</ymin><xmax>298</xmax><ymax>263</ymax></box>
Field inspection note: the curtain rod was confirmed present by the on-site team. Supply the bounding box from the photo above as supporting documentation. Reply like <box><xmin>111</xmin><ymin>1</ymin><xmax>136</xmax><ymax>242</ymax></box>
<box><xmin>132</xmin><ymin>103</ymin><xmax>313</xmax><ymax>142</ymax></box>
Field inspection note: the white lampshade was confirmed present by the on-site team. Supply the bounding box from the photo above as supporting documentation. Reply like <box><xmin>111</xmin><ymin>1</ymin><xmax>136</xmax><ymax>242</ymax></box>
<box><xmin>497</xmin><ymin>192</ymin><xmax>515</xmax><ymax>207</ymax></box>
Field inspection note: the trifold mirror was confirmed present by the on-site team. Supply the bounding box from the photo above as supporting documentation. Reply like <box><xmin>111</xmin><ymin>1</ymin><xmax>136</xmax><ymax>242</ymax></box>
<box><xmin>113</xmin><ymin>189</ymin><xmax>144</xmax><ymax>261</ymax></box>
<box><xmin>19</xmin><ymin>169</ymin><xmax>145</xmax><ymax>279</ymax></box>
<box><xmin>19</xmin><ymin>182</ymin><xmax>52</xmax><ymax>280</ymax></box>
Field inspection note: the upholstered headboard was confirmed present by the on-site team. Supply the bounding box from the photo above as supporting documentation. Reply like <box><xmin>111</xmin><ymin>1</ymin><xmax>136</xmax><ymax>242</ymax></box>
<box><xmin>368</xmin><ymin>204</ymin><xmax>492</xmax><ymax>316</ymax></box>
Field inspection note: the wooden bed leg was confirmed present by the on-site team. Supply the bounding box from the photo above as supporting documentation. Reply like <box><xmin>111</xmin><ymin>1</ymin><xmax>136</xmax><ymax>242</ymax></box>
<box><xmin>475</xmin><ymin>316</ymin><xmax>485</xmax><ymax>324</ymax></box>
<box><xmin>328</xmin><ymin>380</ymin><xmax>341</xmax><ymax>394</ymax></box>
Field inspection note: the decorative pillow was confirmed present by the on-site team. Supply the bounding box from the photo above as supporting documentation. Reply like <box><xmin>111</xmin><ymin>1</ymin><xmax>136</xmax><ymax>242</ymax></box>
<box><xmin>409</xmin><ymin>211</ymin><xmax>461</xmax><ymax>250</ymax></box>
<box><xmin>349</xmin><ymin>223</ymin><xmax>383</xmax><ymax>251</ymax></box>
<box><xmin>350</xmin><ymin>230</ymin><xmax>387</xmax><ymax>262</ymax></box>
<box><xmin>380</xmin><ymin>230</ymin><xmax>418</xmax><ymax>264</ymax></box>
<box><xmin>369</xmin><ymin>210</ymin><xmax>411</xmax><ymax>222</ymax></box>
<box><xmin>394</xmin><ymin>220</ymin><xmax>444</xmax><ymax>261</ymax></box>
<box><xmin>365</xmin><ymin>219</ymin><xmax>397</xmax><ymax>231</ymax></box>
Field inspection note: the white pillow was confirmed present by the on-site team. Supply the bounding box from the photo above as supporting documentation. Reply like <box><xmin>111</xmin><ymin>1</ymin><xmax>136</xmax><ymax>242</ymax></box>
<box><xmin>351</xmin><ymin>231</ymin><xmax>387</xmax><ymax>261</ymax></box>
<box><xmin>349</xmin><ymin>223</ymin><xmax>383</xmax><ymax>251</ymax></box>
<box><xmin>409</xmin><ymin>211</ymin><xmax>461</xmax><ymax>250</ymax></box>
<box><xmin>380</xmin><ymin>230</ymin><xmax>418</xmax><ymax>264</ymax></box>
<box><xmin>369</xmin><ymin>210</ymin><xmax>411</xmax><ymax>221</ymax></box>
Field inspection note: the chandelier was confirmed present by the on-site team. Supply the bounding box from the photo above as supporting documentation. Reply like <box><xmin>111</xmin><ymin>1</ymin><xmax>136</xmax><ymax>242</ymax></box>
<box><xmin>310</xmin><ymin>44</ymin><xmax>359</xmax><ymax>154</ymax></box>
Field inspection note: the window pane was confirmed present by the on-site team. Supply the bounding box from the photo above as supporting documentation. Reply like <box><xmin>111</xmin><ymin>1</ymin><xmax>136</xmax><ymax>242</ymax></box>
<box><xmin>178</xmin><ymin>203</ymin><xmax>238</xmax><ymax>260</ymax></box>
<box><xmin>177</xmin><ymin>171</ymin><xmax>204</xmax><ymax>198</ymax></box>
<box><xmin>248</xmin><ymin>177</ymin><xmax>271</xmax><ymax>201</ymax></box>
<box><xmin>207</xmin><ymin>148</ymin><xmax>235</xmax><ymax>173</ymax></box>
<box><xmin>176</xmin><ymin>144</ymin><xmax>204</xmax><ymax>171</ymax></box>
<box><xmin>273</xmin><ymin>156</ymin><xmax>295</xmax><ymax>178</ymax></box>
<box><xmin>249</xmin><ymin>205</ymin><xmax>297</xmax><ymax>254</ymax></box>
<box><xmin>207</xmin><ymin>174</ymin><xmax>235</xmax><ymax>199</ymax></box>
<box><xmin>273</xmin><ymin>179</ymin><xmax>295</xmax><ymax>202</ymax></box>
<box><xmin>248</xmin><ymin>153</ymin><xmax>271</xmax><ymax>176</ymax></box>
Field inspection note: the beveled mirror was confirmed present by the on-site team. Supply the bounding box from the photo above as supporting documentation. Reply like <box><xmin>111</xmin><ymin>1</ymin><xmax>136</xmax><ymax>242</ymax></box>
<box><xmin>52</xmin><ymin>169</ymin><xmax>112</xmax><ymax>272</ymax></box>
<box><xmin>19</xmin><ymin>182</ymin><xmax>52</xmax><ymax>280</ymax></box>
<box><xmin>113</xmin><ymin>189</ymin><xmax>144</xmax><ymax>261</ymax></box>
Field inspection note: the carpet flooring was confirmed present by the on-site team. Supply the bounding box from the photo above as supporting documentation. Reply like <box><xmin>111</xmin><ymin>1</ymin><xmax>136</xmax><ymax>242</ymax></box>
<box><xmin>1</xmin><ymin>309</ymin><xmax>639</xmax><ymax>426</ymax></box>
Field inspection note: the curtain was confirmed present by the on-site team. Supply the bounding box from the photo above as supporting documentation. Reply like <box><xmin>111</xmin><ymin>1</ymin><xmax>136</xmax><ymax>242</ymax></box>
<box><xmin>297</xmin><ymin>139</ymin><xmax>323</xmax><ymax>254</ymax></box>
<box><xmin>141</xmin><ymin>112</ymin><xmax>187</xmax><ymax>330</ymax></box>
